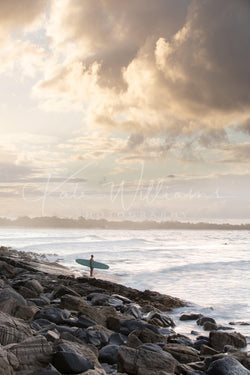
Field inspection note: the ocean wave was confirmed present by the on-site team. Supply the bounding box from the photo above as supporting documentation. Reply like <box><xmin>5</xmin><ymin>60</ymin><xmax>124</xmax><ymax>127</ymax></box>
<box><xmin>159</xmin><ymin>260</ymin><xmax>250</xmax><ymax>274</ymax></box>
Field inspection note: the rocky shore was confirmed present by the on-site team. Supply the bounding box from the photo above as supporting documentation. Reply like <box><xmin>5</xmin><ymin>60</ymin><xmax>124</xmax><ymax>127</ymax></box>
<box><xmin>0</xmin><ymin>246</ymin><xmax>249</xmax><ymax>375</ymax></box>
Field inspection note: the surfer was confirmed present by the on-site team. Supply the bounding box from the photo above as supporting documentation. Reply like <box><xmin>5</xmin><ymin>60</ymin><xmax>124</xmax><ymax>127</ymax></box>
<box><xmin>90</xmin><ymin>254</ymin><xmax>94</xmax><ymax>277</ymax></box>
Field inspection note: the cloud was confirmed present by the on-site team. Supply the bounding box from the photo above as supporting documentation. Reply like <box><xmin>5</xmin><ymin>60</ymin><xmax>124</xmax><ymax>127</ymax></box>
<box><xmin>0</xmin><ymin>0</ymin><xmax>46</xmax><ymax>37</ymax></box>
<box><xmin>32</xmin><ymin>0</ymin><xmax>250</xmax><ymax>141</ymax></box>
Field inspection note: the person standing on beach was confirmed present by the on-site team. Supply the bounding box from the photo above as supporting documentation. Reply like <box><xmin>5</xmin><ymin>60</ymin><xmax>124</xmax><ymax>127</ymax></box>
<box><xmin>90</xmin><ymin>254</ymin><xmax>94</xmax><ymax>277</ymax></box>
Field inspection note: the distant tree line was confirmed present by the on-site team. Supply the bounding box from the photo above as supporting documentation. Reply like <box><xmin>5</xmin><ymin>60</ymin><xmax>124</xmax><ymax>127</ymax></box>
<box><xmin>0</xmin><ymin>216</ymin><xmax>249</xmax><ymax>230</ymax></box>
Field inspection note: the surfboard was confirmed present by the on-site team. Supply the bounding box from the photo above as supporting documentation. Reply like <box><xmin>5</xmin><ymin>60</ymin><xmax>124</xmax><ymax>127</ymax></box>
<box><xmin>75</xmin><ymin>258</ymin><xmax>109</xmax><ymax>270</ymax></box>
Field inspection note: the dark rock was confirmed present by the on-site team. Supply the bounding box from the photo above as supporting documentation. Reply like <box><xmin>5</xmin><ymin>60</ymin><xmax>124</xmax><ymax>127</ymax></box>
<box><xmin>193</xmin><ymin>336</ymin><xmax>210</xmax><ymax>350</ymax></box>
<box><xmin>111</xmin><ymin>294</ymin><xmax>132</xmax><ymax>304</ymax></box>
<box><xmin>17</xmin><ymin>285</ymin><xmax>39</xmax><ymax>299</ymax></box>
<box><xmin>163</xmin><ymin>343</ymin><xmax>200</xmax><ymax>364</ymax></box>
<box><xmin>28</xmin><ymin>297</ymin><xmax>50</xmax><ymax>307</ymax></box>
<box><xmin>197</xmin><ymin>316</ymin><xmax>216</xmax><ymax>326</ymax></box>
<box><xmin>180</xmin><ymin>313</ymin><xmax>203</xmax><ymax>321</ymax></box>
<box><xmin>145</xmin><ymin>311</ymin><xmax>175</xmax><ymax>327</ymax></box>
<box><xmin>53</xmin><ymin>351</ymin><xmax>94</xmax><ymax>374</ymax></box>
<box><xmin>117</xmin><ymin>346</ymin><xmax>176</xmax><ymax>375</ymax></box>
<box><xmin>85</xmin><ymin>327</ymin><xmax>111</xmax><ymax>348</ymax></box>
<box><xmin>87</xmin><ymin>293</ymin><xmax>110</xmax><ymax>306</ymax></box>
<box><xmin>52</xmin><ymin>285</ymin><xmax>81</xmax><ymax>299</ymax></box>
<box><xmin>121</xmin><ymin>304</ymin><xmax>142</xmax><ymax>319</ymax></box>
<box><xmin>167</xmin><ymin>333</ymin><xmax>194</xmax><ymax>347</ymax></box>
<box><xmin>120</xmin><ymin>319</ymin><xmax>159</xmax><ymax>336</ymax></box>
<box><xmin>207</xmin><ymin>357</ymin><xmax>250</xmax><ymax>375</ymax></box>
<box><xmin>203</xmin><ymin>321</ymin><xmax>217</xmax><ymax>331</ymax></box>
<box><xmin>14</xmin><ymin>304</ymin><xmax>39</xmax><ymax>320</ymax></box>
<box><xmin>200</xmin><ymin>344</ymin><xmax>219</xmax><ymax>356</ymax></box>
<box><xmin>106</xmin><ymin>317</ymin><xmax>121</xmax><ymax>332</ymax></box>
<box><xmin>34</xmin><ymin>307</ymin><xmax>71</xmax><ymax>324</ymax></box>
<box><xmin>75</xmin><ymin>316</ymin><xmax>97</xmax><ymax>328</ymax></box>
<box><xmin>209</xmin><ymin>331</ymin><xmax>247</xmax><ymax>351</ymax></box>
<box><xmin>108</xmin><ymin>332</ymin><xmax>127</xmax><ymax>346</ymax></box>
<box><xmin>99</xmin><ymin>344</ymin><xmax>119</xmax><ymax>364</ymax></box>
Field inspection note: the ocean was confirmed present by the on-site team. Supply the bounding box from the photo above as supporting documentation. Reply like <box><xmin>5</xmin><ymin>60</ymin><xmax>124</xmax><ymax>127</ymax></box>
<box><xmin>0</xmin><ymin>227</ymin><xmax>249</xmax><ymax>343</ymax></box>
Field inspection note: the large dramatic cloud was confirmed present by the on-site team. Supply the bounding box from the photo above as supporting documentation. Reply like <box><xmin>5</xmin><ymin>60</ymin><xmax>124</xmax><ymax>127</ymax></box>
<box><xmin>33</xmin><ymin>0</ymin><xmax>250</xmax><ymax>139</ymax></box>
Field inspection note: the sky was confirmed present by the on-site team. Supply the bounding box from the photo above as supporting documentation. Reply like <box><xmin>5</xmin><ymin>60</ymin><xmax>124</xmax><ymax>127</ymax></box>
<box><xmin>0</xmin><ymin>0</ymin><xmax>250</xmax><ymax>223</ymax></box>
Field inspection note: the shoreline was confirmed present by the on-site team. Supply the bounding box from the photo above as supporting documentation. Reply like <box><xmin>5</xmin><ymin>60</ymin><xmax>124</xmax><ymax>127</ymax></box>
<box><xmin>0</xmin><ymin>246</ymin><xmax>249</xmax><ymax>374</ymax></box>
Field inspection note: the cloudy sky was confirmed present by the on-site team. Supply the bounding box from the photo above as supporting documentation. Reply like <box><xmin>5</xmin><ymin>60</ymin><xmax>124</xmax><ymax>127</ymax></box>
<box><xmin>0</xmin><ymin>0</ymin><xmax>250</xmax><ymax>222</ymax></box>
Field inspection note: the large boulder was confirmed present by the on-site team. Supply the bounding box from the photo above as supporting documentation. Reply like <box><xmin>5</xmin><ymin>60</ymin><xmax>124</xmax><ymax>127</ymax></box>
<box><xmin>0</xmin><ymin>311</ymin><xmax>33</xmax><ymax>345</ymax></box>
<box><xmin>128</xmin><ymin>328</ymin><xmax>167</xmax><ymax>346</ymax></box>
<box><xmin>6</xmin><ymin>335</ymin><xmax>53</xmax><ymax>374</ymax></box>
<box><xmin>207</xmin><ymin>357</ymin><xmax>250</xmax><ymax>375</ymax></box>
<box><xmin>163</xmin><ymin>343</ymin><xmax>200</xmax><ymax>364</ymax></box>
<box><xmin>117</xmin><ymin>346</ymin><xmax>176</xmax><ymax>375</ymax></box>
<box><xmin>53</xmin><ymin>351</ymin><xmax>94</xmax><ymax>374</ymax></box>
<box><xmin>209</xmin><ymin>331</ymin><xmax>247</xmax><ymax>351</ymax></box>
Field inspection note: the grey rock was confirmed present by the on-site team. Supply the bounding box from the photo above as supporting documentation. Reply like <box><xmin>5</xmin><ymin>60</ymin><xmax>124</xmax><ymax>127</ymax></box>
<box><xmin>34</xmin><ymin>307</ymin><xmax>71</xmax><ymax>324</ymax></box>
<box><xmin>0</xmin><ymin>311</ymin><xmax>33</xmax><ymax>345</ymax></box>
<box><xmin>197</xmin><ymin>316</ymin><xmax>216</xmax><ymax>326</ymax></box>
<box><xmin>207</xmin><ymin>357</ymin><xmax>250</xmax><ymax>375</ymax></box>
<box><xmin>210</xmin><ymin>331</ymin><xmax>247</xmax><ymax>351</ymax></box>
<box><xmin>33</xmin><ymin>364</ymin><xmax>61</xmax><ymax>375</ymax></box>
<box><xmin>120</xmin><ymin>319</ymin><xmax>159</xmax><ymax>336</ymax></box>
<box><xmin>53</xmin><ymin>351</ymin><xmax>94</xmax><ymax>374</ymax></box>
<box><xmin>108</xmin><ymin>332</ymin><xmax>127</xmax><ymax>346</ymax></box>
<box><xmin>99</xmin><ymin>344</ymin><xmax>119</xmax><ymax>364</ymax></box>
<box><xmin>180</xmin><ymin>313</ymin><xmax>203</xmax><ymax>321</ymax></box>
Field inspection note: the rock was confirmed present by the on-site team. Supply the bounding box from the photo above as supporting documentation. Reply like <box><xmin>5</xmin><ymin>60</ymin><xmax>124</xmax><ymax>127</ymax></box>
<box><xmin>79</xmin><ymin>305</ymin><xmax>107</xmax><ymax>326</ymax></box>
<box><xmin>74</xmin><ymin>316</ymin><xmax>97</xmax><ymax>328</ymax></box>
<box><xmin>207</xmin><ymin>357</ymin><xmax>250</xmax><ymax>375</ymax></box>
<box><xmin>99</xmin><ymin>306</ymin><xmax>119</xmax><ymax>324</ymax></box>
<box><xmin>209</xmin><ymin>331</ymin><xmax>247</xmax><ymax>351</ymax></box>
<box><xmin>128</xmin><ymin>328</ymin><xmax>167</xmax><ymax>345</ymax></box>
<box><xmin>180</xmin><ymin>313</ymin><xmax>203</xmax><ymax>321</ymax></box>
<box><xmin>14</xmin><ymin>305</ymin><xmax>39</xmax><ymax>320</ymax></box>
<box><xmin>0</xmin><ymin>311</ymin><xmax>33</xmax><ymax>345</ymax></box>
<box><xmin>0</xmin><ymin>260</ymin><xmax>15</xmax><ymax>278</ymax></box>
<box><xmin>117</xmin><ymin>346</ymin><xmax>176</xmax><ymax>375</ymax></box>
<box><xmin>6</xmin><ymin>335</ymin><xmax>53</xmax><ymax>374</ymax></box>
<box><xmin>25</xmin><ymin>279</ymin><xmax>44</xmax><ymax>295</ymax></box>
<box><xmin>108</xmin><ymin>332</ymin><xmax>127</xmax><ymax>346</ymax></box>
<box><xmin>17</xmin><ymin>285</ymin><xmax>39</xmax><ymax>299</ymax></box>
<box><xmin>121</xmin><ymin>304</ymin><xmax>142</xmax><ymax>319</ymax></box>
<box><xmin>34</xmin><ymin>307</ymin><xmax>71</xmax><ymax>324</ymax></box>
<box><xmin>87</xmin><ymin>293</ymin><xmax>110</xmax><ymax>306</ymax></box>
<box><xmin>106</xmin><ymin>317</ymin><xmax>121</xmax><ymax>332</ymax></box>
<box><xmin>0</xmin><ymin>287</ymin><xmax>27</xmax><ymax>306</ymax></box>
<box><xmin>193</xmin><ymin>336</ymin><xmax>210</xmax><ymax>350</ymax></box>
<box><xmin>53</xmin><ymin>351</ymin><xmax>94</xmax><ymax>374</ymax></box>
<box><xmin>200</xmin><ymin>344</ymin><xmax>219</xmax><ymax>356</ymax></box>
<box><xmin>54</xmin><ymin>339</ymin><xmax>102</xmax><ymax>371</ymax></box>
<box><xmin>167</xmin><ymin>334</ymin><xmax>193</xmax><ymax>347</ymax></box>
<box><xmin>197</xmin><ymin>316</ymin><xmax>216</xmax><ymax>326</ymax></box>
<box><xmin>111</xmin><ymin>294</ymin><xmax>132</xmax><ymax>304</ymax></box>
<box><xmin>108</xmin><ymin>297</ymin><xmax>124</xmax><ymax>309</ymax></box>
<box><xmin>52</xmin><ymin>285</ymin><xmax>81</xmax><ymax>298</ymax></box>
<box><xmin>120</xmin><ymin>319</ymin><xmax>159</xmax><ymax>336</ymax></box>
<box><xmin>33</xmin><ymin>364</ymin><xmax>61</xmax><ymax>374</ymax></box>
<box><xmin>85</xmin><ymin>326</ymin><xmax>111</xmax><ymax>348</ymax></box>
<box><xmin>203</xmin><ymin>321</ymin><xmax>217</xmax><ymax>331</ymax></box>
<box><xmin>45</xmin><ymin>330</ymin><xmax>60</xmax><ymax>342</ymax></box>
<box><xmin>60</xmin><ymin>294</ymin><xmax>87</xmax><ymax>311</ymax></box>
<box><xmin>163</xmin><ymin>343</ymin><xmax>200</xmax><ymax>364</ymax></box>
<box><xmin>145</xmin><ymin>312</ymin><xmax>175</xmax><ymax>327</ymax></box>
<box><xmin>0</xmin><ymin>345</ymin><xmax>18</xmax><ymax>375</ymax></box>
<box><xmin>99</xmin><ymin>344</ymin><xmax>119</xmax><ymax>364</ymax></box>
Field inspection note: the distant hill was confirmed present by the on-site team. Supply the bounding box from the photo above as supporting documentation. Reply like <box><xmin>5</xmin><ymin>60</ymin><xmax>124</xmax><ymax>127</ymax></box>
<box><xmin>0</xmin><ymin>216</ymin><xmax>249</xmax><ymax>230</ymax></box>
